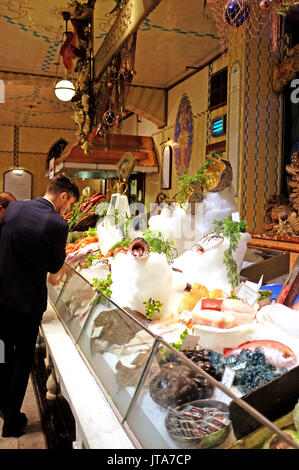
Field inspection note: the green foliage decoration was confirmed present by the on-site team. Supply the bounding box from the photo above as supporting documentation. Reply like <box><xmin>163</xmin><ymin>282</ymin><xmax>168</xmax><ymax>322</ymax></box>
<box><xmin>143</xmin><ymin>228</ymin><xmax>177</xmax><ymax>264</ymax></box>
<box><xmin>91</xmin><ymin>273</ymin><xmax>113</xmax><ymax>298</ymax></box>
<box><xmin>175</xmin><ymin>152</ymin><xmax>219</xmax><ymax>205</ymax></box>
<box><xmin>213</xmin><ymin>215</ymin><xmax>247</xmax><ymax>289</ymax></box>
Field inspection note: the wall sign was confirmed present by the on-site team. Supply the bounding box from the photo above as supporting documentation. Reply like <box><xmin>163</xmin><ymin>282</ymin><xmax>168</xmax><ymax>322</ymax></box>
<box><xmin>174</xmin><ymin>94</ymin><xmax>193</xmax><ymax>177</ymax></box>
<box><xmin>161</xmin><ymin>145</ymin><xmax>172</xmax><ymax>190</ymax></box>
<box><xmin>3</xmin><ymin>169</ymin><xmax>33</xmax><ymax>200</ymax></box>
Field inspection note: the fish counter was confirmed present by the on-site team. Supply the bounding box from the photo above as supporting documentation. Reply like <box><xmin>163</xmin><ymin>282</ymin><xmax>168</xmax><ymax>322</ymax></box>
<box><xmin>43</xmin><ymin>172</ymin><xmax>299</xmax><ymax>449</ymax></box>
<box><xmin>44</xmin><ymin>252</ymin><xmax>299</xmax><ymax>450</ymax></box>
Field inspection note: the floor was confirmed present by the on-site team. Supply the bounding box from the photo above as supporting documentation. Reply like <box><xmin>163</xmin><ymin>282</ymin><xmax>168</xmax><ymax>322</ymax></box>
<box><xmin>0</xmin><ymin>378</ymin><xmax>47</xmax><ymax>449</ymax></box>
<box><xmin>0</xmin><ymin>338</ymin><xmax>76</xmax><ymax>449</ymax></box>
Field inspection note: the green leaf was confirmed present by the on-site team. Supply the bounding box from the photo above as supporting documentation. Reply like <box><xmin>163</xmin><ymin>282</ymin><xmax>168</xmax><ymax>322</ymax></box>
<box><xmin>84</xmin><ymin>227</ymin><xmax>97</xmax><ymax>237</ymax></box>
<box><xmin>171</xmin><ymin>328</ymin><xmax>189</xmax><ymax>350</ymax></box>
<box><xmin>91</xmin><ymin>273</ymin><xmax>112</xmax><ymax>297</ymax></box>
<box><xmin>143</xmin><ymin>297</ymin><xmax>163</xmax><ymax>320</ymax></box>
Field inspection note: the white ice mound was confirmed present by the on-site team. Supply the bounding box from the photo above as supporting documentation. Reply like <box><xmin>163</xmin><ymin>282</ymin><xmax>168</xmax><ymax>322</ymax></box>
<box><xmin>79</xmin><ymin>262</ymin><xmax>110</xmax><ymax>284</ymax></box>
<box><xmin>110</xmin><ymin>251</ymin><xmax>180</xmax><ymax>319</ymax></box>
<box><xmin>96</xmin><ymin>215</ymin><xmax>124</xmax><ymax>255</ymax></box>
<box><xmin>201</xmin><ymin>187</ymin><xmax>238</xmax><ymax>236</ymax></box>
<box><xmin>256</xmin><ymin>303</ymin><xmax>299</xmax><ymax>339</ymax></box>
<box><xmin>148</xmin><ymin>205</ymin><xmax>187</xmax><ymax>256</ymax></box>
<box><xmin>171</xmin><ymin>232</ymin><xmax>251</xmax><ymax>294</ymax></box>
<box><xmin>148</xmin><ymin>188</ymin><xmax>238</xmax><ymax>255</ymax></box>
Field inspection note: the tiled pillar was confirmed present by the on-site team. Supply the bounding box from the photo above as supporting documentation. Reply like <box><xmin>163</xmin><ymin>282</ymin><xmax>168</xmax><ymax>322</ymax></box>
<box><xmin>227</xmin><ymin>30</ymin><xmax>283</xmax><ymax>233</ymax></box>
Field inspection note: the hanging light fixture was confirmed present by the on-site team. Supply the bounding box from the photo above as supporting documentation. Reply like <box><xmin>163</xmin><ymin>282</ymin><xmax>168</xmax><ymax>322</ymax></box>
<box><xmin>54</xmin><ymin>79</ymin><xmax>75</xmax><ymax>101</ymax></box>
<box><xmin>54</xmin><ymin>11</ymin><xmax>75</xmax><ymax>102</ymax></box>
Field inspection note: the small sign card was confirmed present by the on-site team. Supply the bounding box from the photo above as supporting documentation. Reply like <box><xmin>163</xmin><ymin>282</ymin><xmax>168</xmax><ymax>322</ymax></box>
<box><xmin>180</xmin><ymin>334</ymin><xmax>201</xmax><ymax>350</ymax></box>
<box><xmin>235</xmin><ymin>283</ymin><xmax>259</xmax><ymax>306</ymax></box>
<box><xmin>213</xmin><ymin>366</ymin><xmax>235</xmax><ymax>404</ymax></box>
<box><xmin>231</xmin><ymin>211</ymin><xmax>240</xmax><ymax>222</ymax></box>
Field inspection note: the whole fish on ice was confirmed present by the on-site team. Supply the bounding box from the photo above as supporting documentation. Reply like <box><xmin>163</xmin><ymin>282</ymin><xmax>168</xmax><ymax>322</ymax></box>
<box><xmin>224</xmin><ymin>340</ymin><xmax>297</xmax><ymax>370</ymax></box>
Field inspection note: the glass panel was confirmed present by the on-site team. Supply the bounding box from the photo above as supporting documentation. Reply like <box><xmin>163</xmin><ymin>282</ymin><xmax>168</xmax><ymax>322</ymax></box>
<box><xmin>47</xmin><ymin>264</ymin><xmax>72</xmax><ymax>305</ymax></box>
<box><xmin>77</xmin><ymin>295</ymin><xmax>155</xmax><ymax>418</ymax></box>
<box><xmin>55</xmin><ymin>268</ymin><xmax>97</xmax><ymax>342</ymax></box>
<box><xmin>125</xmin><ymin>341</ymin><xmax>235</xmax><ymax>449</ymax></box>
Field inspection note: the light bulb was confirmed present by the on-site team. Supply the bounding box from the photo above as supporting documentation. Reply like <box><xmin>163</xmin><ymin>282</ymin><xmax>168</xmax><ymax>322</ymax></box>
<box><xmin>54</xmin><ymin>79</ymin><xmax>75</xmax><ymax>102</ymax></box>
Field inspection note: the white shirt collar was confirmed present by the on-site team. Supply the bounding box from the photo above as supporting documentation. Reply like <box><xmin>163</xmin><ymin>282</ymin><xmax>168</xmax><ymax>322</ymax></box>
<box><xmin>42</xmin><ymin>196</ymin><xmax>55</xmax><ymax>208</ymax></box>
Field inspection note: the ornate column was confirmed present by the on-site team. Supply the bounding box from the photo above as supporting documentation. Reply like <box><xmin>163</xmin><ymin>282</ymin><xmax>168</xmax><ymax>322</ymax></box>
<box><xmin>227</xmin><ymin>28</ymin><xmax>283</xmax><ymax>233</ymax></box>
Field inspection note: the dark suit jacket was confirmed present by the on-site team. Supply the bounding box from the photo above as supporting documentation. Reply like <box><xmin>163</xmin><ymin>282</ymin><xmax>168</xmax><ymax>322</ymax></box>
<box><xmin>0</xmin><ymin>197</ymin><xmax>69</xmax><ymax>317</ymax></box>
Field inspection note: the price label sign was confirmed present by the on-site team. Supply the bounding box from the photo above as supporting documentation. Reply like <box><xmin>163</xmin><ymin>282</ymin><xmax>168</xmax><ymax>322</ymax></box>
<box><xmin>231</xmin><ymin>211</ymin><xmax>240</xmax><ymax>222</ymax></box>
<box><xmin>180</xmin><ymin>334</ymin><xmax>200</xmax><ymax>350</ymax></box>
<box><xmin>235</xmin><ymin>283</ymin><xmax>259</xmax><ymax>306</ymax></box>
<box><xmin>213</xmin><ymin>366</ymin><xmax>235</xmax><ymax>404</ymax></box>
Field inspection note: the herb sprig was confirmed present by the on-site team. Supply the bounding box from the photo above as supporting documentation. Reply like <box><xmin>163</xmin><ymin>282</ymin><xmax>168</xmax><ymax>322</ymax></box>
<box><xmin>92</xmin><ymin>273</ymin><xmax>112</xmax><ymax>297</ymax></box>
<box><xmin>84</xmin><ymin>252</ymin><xmax>102</xmax><ymax>268</ymax></box>
<box><xmin>144</xmin><ymin>228</ymin><xmax>177</xmax><ymax>264</ymax></box>
<box><xmin>143</xmin><ymin>298</ymin><xmax>163</xmax><ymax>320</ymax></box>
<box><xmin>171</xmin><ymin>329</ymin><xmax>189</xmax><ymax>351</ymax></box>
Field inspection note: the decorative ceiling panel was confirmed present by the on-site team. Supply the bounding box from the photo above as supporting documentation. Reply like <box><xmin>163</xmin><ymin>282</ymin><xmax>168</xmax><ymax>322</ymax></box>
<box><xmin>0</xmin><ymin>0</ymin><xmax>220</xmax><ymax>128</ymax></box>
<box><xmin>134</xmin><ymin>0</ymin><xmax>220</xmax><ymax>87</ymax></box>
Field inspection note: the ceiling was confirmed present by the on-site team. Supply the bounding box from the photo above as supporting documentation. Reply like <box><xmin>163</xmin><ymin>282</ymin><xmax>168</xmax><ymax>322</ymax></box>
<box><xmin>0</xmin><ymin>0</ymin><xmax>220</xmax><ymax>130</ymax></box>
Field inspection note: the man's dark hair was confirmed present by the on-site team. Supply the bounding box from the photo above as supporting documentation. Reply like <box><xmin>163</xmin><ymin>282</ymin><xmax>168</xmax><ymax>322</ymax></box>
<box><xmin>0</xmin><ymin>196</ymin><xmax>11</xmax><ymax>209</ymax></box>
<box><xmin>46</xmin><ymin>175</ymin><xmax>80</xmax><ymax>201</ymax></box>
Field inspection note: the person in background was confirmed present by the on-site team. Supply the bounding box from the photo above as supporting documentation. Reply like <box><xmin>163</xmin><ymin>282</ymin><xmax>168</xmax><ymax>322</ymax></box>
<box><xmin>0</xmin><ymin>175</ymin><xmax>79</xmax><ymax>438</ymax></box>
<box><xmin>0</xmin><ymin>191</ymin><xmax>17</xmax><ymax>201</ymax></box>
<box><xmin>0</xmin><ymin>192</ymin><xmax>17</xmax><ymax>221</ymax></box>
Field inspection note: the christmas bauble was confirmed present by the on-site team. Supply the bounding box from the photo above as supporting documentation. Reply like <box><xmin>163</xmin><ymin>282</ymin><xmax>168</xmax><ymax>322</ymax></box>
<box><xmin>225</xmin><ymin>0</ymin><xmax>250</xmax><ymax>28</ymax></box>
<box><xmin>103</xmin><ymin>110</ymin><xmax>115</xmax><ymax>126</ymax></box>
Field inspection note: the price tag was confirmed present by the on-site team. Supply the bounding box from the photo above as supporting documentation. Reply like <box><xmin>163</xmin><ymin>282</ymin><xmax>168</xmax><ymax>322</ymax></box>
<box><xmin>213</xmin><ymin>366</ymin><xmax>235</xmax><ymax>404</ymax></box>
<box><xmin>231</xmin><ymin>211</ymin><xmax>240</xmax><ymax>222</ymax></box>
<box><xmin>235</xmin><ymin>283</ymin><xmax>259</xmax><ymax>306</ymax></box>
<box><xmin>180</xmin><ymin>334</ymin><xmax>200</xmax><ymax>350</ymax></box>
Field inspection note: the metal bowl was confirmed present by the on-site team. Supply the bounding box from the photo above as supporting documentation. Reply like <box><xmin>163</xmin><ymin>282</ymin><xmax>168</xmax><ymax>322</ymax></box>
<box><xmin>165</xmin><ymin>399</ymin><xmax>231</xmax><ymax>449</ymax></box>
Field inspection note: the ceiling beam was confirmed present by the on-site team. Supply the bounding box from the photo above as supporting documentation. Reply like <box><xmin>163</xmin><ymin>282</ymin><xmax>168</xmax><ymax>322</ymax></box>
<box><xmin>94</xmin><ymin>0</ymin><xmax>162</xmax><ymax>79</ymax></box>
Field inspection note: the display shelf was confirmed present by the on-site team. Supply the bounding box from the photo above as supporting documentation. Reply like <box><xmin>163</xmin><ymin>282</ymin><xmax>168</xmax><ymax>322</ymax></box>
<box><xmin>40</xmin><ymin>305</ymin><xmax>135</xmax><ymax>449</ymax></box>
<box><xmin>46</xmin><ymin>263</ymin><xmax>299</xmax><ymax>450</ymax></box>
<box><xmin>55</xmin><ymin>268</ymin><xmax>97</xmax><ymax>342</ymax></box>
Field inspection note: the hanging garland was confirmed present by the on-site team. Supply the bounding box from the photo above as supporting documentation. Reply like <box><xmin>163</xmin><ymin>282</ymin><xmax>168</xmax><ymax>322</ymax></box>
<box><xmin>60</xmin><ymin>0</ymin><xmax>96</xmax><ymax>154</ymax></box>
<box><xmin>90</xmin><ymin>31</ymin><xmax>137</xmax><ymax>143</ymax></box>
<box><xmin>59</xmin><ymin>0</ymin><xmax>137</xmax><ymax>153</ymax></box>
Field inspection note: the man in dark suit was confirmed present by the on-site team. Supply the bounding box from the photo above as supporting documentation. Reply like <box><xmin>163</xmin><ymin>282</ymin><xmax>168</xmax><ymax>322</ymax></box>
<box><xmin>0</xmin><ymin>175</ymin><xmax>79</xmax><ymax>437</ymax></box>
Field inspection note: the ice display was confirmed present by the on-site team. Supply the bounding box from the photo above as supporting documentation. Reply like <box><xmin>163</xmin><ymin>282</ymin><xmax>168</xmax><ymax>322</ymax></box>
<box><xmin>110</xmin><ymin>251</ymin><xmax>182</xmax><ymax>320</ymax></box>
<box><xmin>172</xmin><ymin>232</ymin><xmax>251</xmax><ymax>295</ymax></box>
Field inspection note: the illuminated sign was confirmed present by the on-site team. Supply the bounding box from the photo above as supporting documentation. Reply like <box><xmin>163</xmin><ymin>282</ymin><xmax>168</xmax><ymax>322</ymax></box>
<box><xmin>211</xmin><ymin>115</ymin><xmax>226</xmax><ymax>137</ymax></box>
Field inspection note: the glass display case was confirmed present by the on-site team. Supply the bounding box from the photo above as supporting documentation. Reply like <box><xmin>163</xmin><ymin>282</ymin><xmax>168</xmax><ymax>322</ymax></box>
<box><xmin>47</xmin><ymin>264</ymin><xmax>299</xmax><ymax>450</ymax></box>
